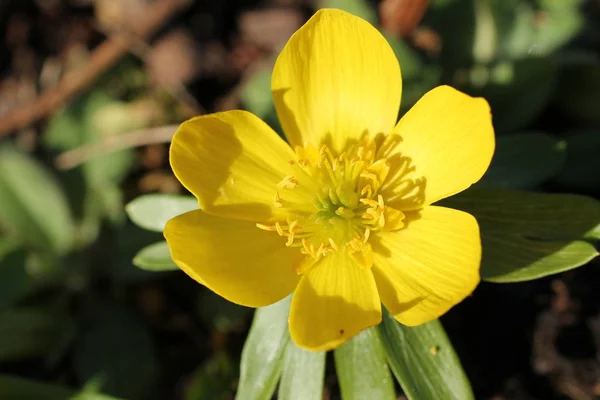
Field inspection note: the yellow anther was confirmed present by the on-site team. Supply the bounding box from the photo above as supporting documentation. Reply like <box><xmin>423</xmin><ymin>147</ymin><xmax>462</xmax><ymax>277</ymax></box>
<box><xmin>316</xmin><ymin>242</ymin><xmax>326</xmax><ymax>257</ymax></box>
<box><xmin>348</xmin><ymin>238</ymin><xmax>361</xmax><ymax>252</ymax></box>
<box><xmin>275</xmin><ymin>222</ymin><xmax>284</xmax><ymax>236</ymax></box>
<box><xmin>368</xmin><ymin>158</ymin><xmax>391</xmax><ymax>184</ymax></box>
<box><xmin>302</xmin><ymin>238</ymin><xmax>311</xmax><ymax>254</ymax></box>
<box><xmin>363</xmin><ymin>228</ymin><xmax>371</xmax><ymax>243</ymax></box>
<box><xmin>274</xmin><ymin>192</ymin><xmax>283</xmax><ymax>208</ymax></box>
<box><xmin>286</xmin><ymin>232</ymin><xmax>295</xmax><ymax>246</ymax></box>
<box><xmin>360</xmin><ymin>198</ymin><xmax>379</xmax><ymax>208</ymax></box>
<box><xmin>378</xmin><ymin>212</ymin><xmax>386</xmax><ymax>228</ymax></box>
<box><xmin>320</xmin><ymin>145</ymin><xmax>335</xmax><ymax>162</ymax></box>
<box><xmin>277</xmin><ymin>175</ymin><xmax>298</xmax><ymax>189</ymax></box>
<box><xmin>361</xmin><ymin>185</ymin><xmax>373</xmax><ymax>197</ymax></box>
<box><xmin>298</xmin><ymin>159</ymin><xmax>311</xmax><ymax>168</ymax></box>
<box><xmin>256</xmin><ymin>223</ymin><xmax>275</xmax><ymax>231</ymax></box>
<box><xmin>328</xmin><ymin>238</ymin><xmax>339</xmax><ymax>251</ymax></box>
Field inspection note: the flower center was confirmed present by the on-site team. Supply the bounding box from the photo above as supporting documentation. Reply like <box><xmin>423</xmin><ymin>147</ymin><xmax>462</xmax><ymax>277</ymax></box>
<box><xmin>256</xmin><ymin>138</ymin><xmax>405</xmax><ymax>272</ymax></box>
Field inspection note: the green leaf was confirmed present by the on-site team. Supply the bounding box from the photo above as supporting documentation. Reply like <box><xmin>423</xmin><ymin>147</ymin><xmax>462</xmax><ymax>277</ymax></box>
<box><xmin>126</xmin><ymin>194</ymin><xmax>197</xmax><ymax>232</ymax></box>
<box><xmin>240</xmin><ymin>69</ymin><xmax>274</xmax><ymax>120</ymax></box>
<box><xmin>0</xmin><ymin>308</ymin><xmax>67</xmax><ymax>362</ymax></box>
<box><xmin>555</xmin><ymin>59</ymin><xmax>600</xmax><ymax>122</ymax></box>
<box><xmin>45</xmin><ymin>91</ymin><xmax>138</xmax><ymax>186</ymax></box>
<box><xmin>236</xmin><ymin>296</ymin><xmax>291</xmax><ymax>400</ymax></box>
<box><xmin>478</xmin><ymin>132</ymin><xmax>566</xmax><ymax>189</ymax></box>
<box><xmin>108</xmin><ymin>223</ymin><xmax>163</xmax><ymax>281</ymax></box>
<box><xmin>378</xmin><ymin>311</ymin><xmax>474</xmax><ymax>400</ymax></box>
<box><xmin>0</xmin><ymin>375</ymin><xmax>73</xmax><ymax>400</ymax></box>
<box><xmin>494</xmin><ymin>0</ymin><xmax>583</xmax><ymax>59</ymax></box>
<box><xmin>458</xmin><ymin>57</ymin><xmax>557</xmax><ymax>133</ymax></box>
<box><xmin>443</xmin><ymin>188</ymin><xmax>600</xmax><ymax>282</ymax></box>
<box><xmin>554</xmin><ymin>130</ymin><xmax>600</xmax><ymax>189</ymax></box>
<box><xmin>240</xmin><ymin>68</ymin><xmax>283</xmax><ymax>136</ymax></box>
<box><xmin>318</xmin><ymin>0</ymin><xmax>376</xmax><ymax>24</ymax></box>
<box><xmin>386</xmin><ymin>36</ymin><xmax>441</xmax><ymax>114</ymax></box>
<box><xmin>44</xmin><ymin>89</ymin><xmax>153</xmax><ymax>229</ymax></box>
<box><xmin>0</xmin><ymin>375</ymin><xmax>124</xmax><ymax>400</ymax></box>
<box><xmin>334</xmin><ymin>327</ymin><xmax>396</xmax><ymax>400</ymax></box>
<box><xmin>0</xmin><ymin>147</ymin><xmax>74</xmax><ymax>253</ymax></box>
<box><xmin>197</xmin><ymin>291</ymin><xmax>252</xmax><ymax>334</ymax></box>
<box><xmin>278</xmin><ymin>341</ymin><xmax>325</xmax><ymax>400</ymax></box>
<box><xmin>0</xmin><ymin>245</ymin><xmax>30</xmax><ymax>309</ymax></box>
<box><xmin>133</xmin><ymin>241</ymin><xmax>178</xmax><ymax>271</ymax></box>
<box><xmin>73</xmin><ymin>300</ymin><xmax>158</xmax><ymax>399</ymax></box>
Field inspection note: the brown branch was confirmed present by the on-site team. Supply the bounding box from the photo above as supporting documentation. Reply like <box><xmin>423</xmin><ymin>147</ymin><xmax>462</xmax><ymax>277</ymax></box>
<box><xmin>0</xmin><ymin>0</ymin><xmax>190</xmax><ymax>137</ymax></box>
<box><xmin>55</xmin><ymin>124</ymin><xmax>178</xmax><ymax>170</ymax></box>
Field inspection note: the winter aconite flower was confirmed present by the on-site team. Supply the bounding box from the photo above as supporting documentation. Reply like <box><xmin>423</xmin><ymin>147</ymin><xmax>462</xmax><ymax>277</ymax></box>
<box><xmin>164</xmin><ymin>9</ymin><xmax>495</xmax><ymax>351</ymax></box>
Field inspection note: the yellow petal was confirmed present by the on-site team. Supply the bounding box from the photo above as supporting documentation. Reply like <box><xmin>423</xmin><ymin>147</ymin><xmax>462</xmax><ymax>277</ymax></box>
<box><xmin>164</xmin><ymin>210</ymin><xmax>300</xmax><ymax>308</ymax></box>
<box><xmin>372</xmin><ymin>206</ymin><xmax>481</xmax><ymax>326</ymax></box>
<box><xmin>272</xmin><ymin>9</ymin><xmax>401</xmax><ymax>153</ymax></box>
<box><xmin>170</xmin><ymin>110</ymin><xmax>295</xmax><ymax>221</ymax></box>
<box><xmin>289</xmin><ymin>251</ymin><xmax>381</xmax><ymax>351</ymax></box>
<box><xmin>380</xmin><ymin>85</ymin><xmax>495</xmax><ymax>210</ymax></box>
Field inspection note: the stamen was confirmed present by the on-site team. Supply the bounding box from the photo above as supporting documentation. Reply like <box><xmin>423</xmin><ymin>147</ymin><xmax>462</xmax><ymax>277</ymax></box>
<box><xmin>286</xmin><ymin>232</ymin><xmax>295</xmax><ymax>246</ymax></box>
<box><xmin>256</xmin><ymin>223</ymin><xmax>275</xmax><ymax>231</ymax></box>
<box><xmin>328</xmin><ymin>238</ymin><xmax>339</xmax><ymax>251</ymax></box>
<box><xmin>360</xmin><ymin>198</ymin><xmax>379</xmax><ymax>208</ymax></box>
<box><xmin>363</xmin><ymin>228</ymin><xmax>371</xmax><ymax>243</ymax></box>
<box><xmin>277</xmin><ymin>175</ymin><xmax>298</xmax><ymax>189</ymax></box>
<box><xmin>274</xmin><ymin>192</ymin><xmax>283</xmax><ymax>208</ymax></box>
<box><xmin>257</xmin><ymin>141</ymin><xmax>401</xmax><ymax>271</ymax></box>
<box><xmin>275</xmin><ymin>222</ymin><xmax>284</xmax><ymax>236</ymax></box>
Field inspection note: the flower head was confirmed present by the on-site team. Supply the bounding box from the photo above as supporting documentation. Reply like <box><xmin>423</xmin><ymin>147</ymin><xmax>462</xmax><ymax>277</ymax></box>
<box><xmin>164</xmin><ymin>9</ymin><xmax>495</xmax><ymax>351</ymax></box>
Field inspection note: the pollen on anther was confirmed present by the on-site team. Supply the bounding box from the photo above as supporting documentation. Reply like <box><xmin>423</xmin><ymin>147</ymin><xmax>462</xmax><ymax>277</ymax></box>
<box><xmin>363</xmin><ymin>228</ymin><xmax>371</xmax><ymax>243</ymax></box>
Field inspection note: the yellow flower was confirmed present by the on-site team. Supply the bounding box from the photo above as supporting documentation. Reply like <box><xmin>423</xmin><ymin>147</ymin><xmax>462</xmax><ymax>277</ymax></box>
<box><xmin>164</xmin><ymin>9</ymin><xmax>495</xmax><ymax>352</ymax></box>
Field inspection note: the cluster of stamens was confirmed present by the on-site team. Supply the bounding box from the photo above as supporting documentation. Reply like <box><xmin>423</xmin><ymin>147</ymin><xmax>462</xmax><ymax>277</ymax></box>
<box><xmin>256</xmin><ymin>138</ymin><xmax>405</xmax><ymax>272</ymax></box>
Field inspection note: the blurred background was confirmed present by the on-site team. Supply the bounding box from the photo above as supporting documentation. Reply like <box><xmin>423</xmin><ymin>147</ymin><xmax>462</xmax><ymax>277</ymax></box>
<box><xmin>0</xmin><ymin>0</ymin><xmax>599</xmax><ymax>399</ymax></box>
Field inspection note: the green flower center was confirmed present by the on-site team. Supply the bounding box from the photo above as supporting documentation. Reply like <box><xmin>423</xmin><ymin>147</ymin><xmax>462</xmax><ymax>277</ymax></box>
<box><xmin>256</xmin><ymin>139</ymin><xmax>405</xmax><ymax>272</ymax></box>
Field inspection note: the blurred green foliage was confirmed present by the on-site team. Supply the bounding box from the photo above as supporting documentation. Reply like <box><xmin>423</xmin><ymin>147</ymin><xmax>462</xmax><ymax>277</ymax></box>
<box><xmin>1</xmin><ymin>0</ymin><xmax>600</xmax><ymax>399</ymax></box>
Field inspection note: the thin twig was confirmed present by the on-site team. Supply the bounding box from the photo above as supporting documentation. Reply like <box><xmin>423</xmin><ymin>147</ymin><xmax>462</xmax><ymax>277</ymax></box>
<box><xmin>55</xmin><ymin>124</ymin><xmax>178</xmax><ymax>170</ymax></box>
<box><xmin>0</xmin><ymin>0</ymin><xmax>190</xmax><ymax>137</ymax></box>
